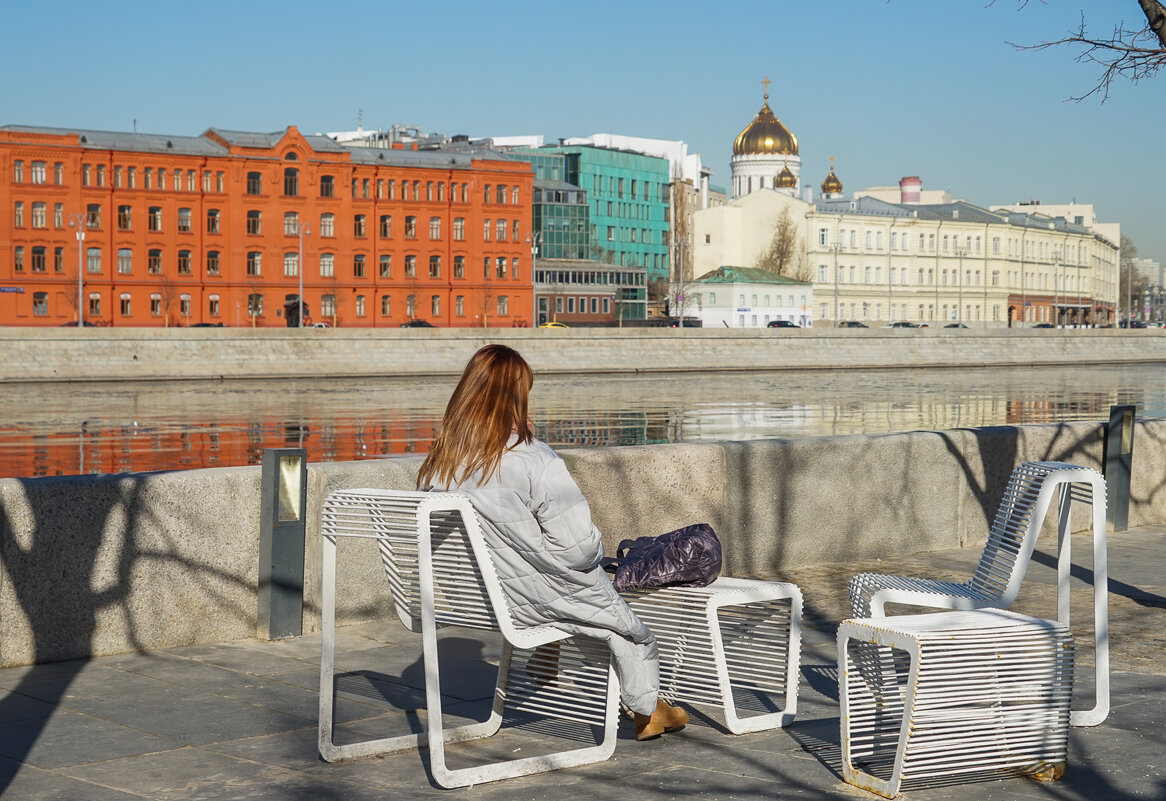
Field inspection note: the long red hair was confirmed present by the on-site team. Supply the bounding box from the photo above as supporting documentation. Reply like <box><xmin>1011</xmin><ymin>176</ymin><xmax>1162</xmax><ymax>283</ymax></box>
<box><xmin>417</xmin><ymin>344</ymin><xmax>534</xmax><ymax>488</ymax></box>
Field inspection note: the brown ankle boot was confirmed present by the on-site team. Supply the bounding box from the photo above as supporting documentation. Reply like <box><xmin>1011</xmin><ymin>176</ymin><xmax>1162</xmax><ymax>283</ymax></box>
<box><xmin>634</xmin><ymin>699</ymin><xmax>689</xmax><ymax>741</ymax></box>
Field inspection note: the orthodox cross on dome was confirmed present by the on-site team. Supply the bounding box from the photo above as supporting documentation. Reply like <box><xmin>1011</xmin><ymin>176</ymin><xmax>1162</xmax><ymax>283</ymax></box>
<box><xmin>830</xmin><ymin>155</ymin><xmax>835</xmax><ymax>170</ymax></box>
<box><xmin>762</xmin><ymin>76</ymin><xmax>771</xmax><ymax>100</ymax></box>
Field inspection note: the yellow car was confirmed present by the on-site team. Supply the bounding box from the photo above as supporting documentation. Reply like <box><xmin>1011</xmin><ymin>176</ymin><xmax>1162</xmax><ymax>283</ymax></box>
<box><xmin>538</xmin><ymin>321</ymin><xmax>569</xmax><ymax>328</ymax></box>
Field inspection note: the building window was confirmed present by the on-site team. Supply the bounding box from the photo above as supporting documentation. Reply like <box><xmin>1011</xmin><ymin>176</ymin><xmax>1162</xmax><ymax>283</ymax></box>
<box><xmin>320</xmin><ymin>175</ymin><xmax>334</xmax><ymax>197</ymax></box>
<box><xmin>148</xmin><ymin>206</ymin><xmax>162</xmax><ymax>231</ymax></box>
<box><xmin>206</xmin><ymin>251</ymin><xmax>220</xmax><ymax>276</ymax></box>
<box><xmin>53</xmin><ymin>201</ymin><xmax>64</xmax><ymax>227</ymax></box>
<box><xmin>177</xmin><ymin>251</ymin><xmax>191</xmax><ymax>275</ymax></box>
<box><xmin>405</xmin><ymin>216</ymin><xmax>417</xmax><ymax>239</ymax></box>
<box><xmin>247</xmin><ymin>171</ymin><xmax>262</xmax><ymax>195</ymax></box>
<box><xmin>321</xmin><ymin>294</ymin><xmax>335</xmax><ymax>317</ymax></box>
<box><xmin>512</xmin><ymin>220</ymin><xmax>520</xmax><ymax>240</ymax></box>
<box><xmin>180</xmin><ymin>293</ymin><xmax>191</xmax><ymax>317</ymax></box>
<box><xmin>157</xmin><ymin>168</ymin><xmax>166</xmax><ymax>190</ymax></box>
<box><xmin>406</xmin><ymin>295</ymin><xmax>416</xmax><ymax>317</ymax></box>
<box><xmin>118</xmin><ymin>205</ymin><xmax>132</xmax><ymax>230</ymax></box>
<box><xmin>144</xmin><ymin>168</ymin><xmax>153</xmax><ymax>189</ymax></box>
<box><xmin>496</xmin><ymin>219</ymin><xmax>507</xmax><ymax>241</ymax></box>
<box><xmin>379</xmin><ymin>215</ymin><xmax>391</xmax><ymax>238</ymax></box>
<box><xmin>354</xmin><ymin>214</ymin><xmax>366</xmax><ymax>237</ymax></box>
<box><xmin>456</xmin><ymin>295</ymin><xmax>464</xmax><ymax>316</ymax></box>
<box><xmin>386</xmin><ymin>180</ymin><xmax>395</xmax><ymax>199</ymax></box>
<box><xmin>511</xmin><ymin>258</ymin><xmax>519</xmax><ymax>279</ymax></box>
<box><xmin>86</xmin><ymin>203</ymin><xmax>100</xmax><ymax>229</ymax></box>
<box><xmin>205</xmin><ymin>209</ymin><xmax>220</xmax><ymax>233</ymax></box>
<box><xmin>454</xmin><ymin>255</ymin><xmax>465</xmax><ymax>278</ymax></box>
<box><xmin>283</xmin><ymin>167</ymin><xmax>299</xmax><ymax>196</ymax></box>
<box><xmin>117</xmin><ymin>248</ymin><xmax>132</xmax><ymax>274</ymax></box>
<box><xmin>86</xmin><ymin>247</ymin><xmax>101</xmax><ymax>273</ymax></box>
<box><xmin>498</xmin><ymin>295</ymin><xmax>509</xmax><ymax>316</ymax></box>
<box><xmin>429</xmin><ymin>255</ymin><xmax>441</xmax><ymax>278</ymax></box>
<box><xmin>13</xmin><ymin>246</ymin><xmax>22</xmax><ymax>271</ymax></box>
<box><xmin>178</xmin><ymin>208</ymin><xmax>192</xmax><ymax>232</ymax></box>
<box><xmin>355</xmin><ymin>295</ymin><xmax>366</xmax><ymax>317</ymax></box>
<box><xmin>150</xmin><ymin>294</ymin><xmax>162</xmax><ymax>316</ymax></box>
<box><xmin>82</xmin><ymin>164</ymin><xmax>91</xmax><ymax>186</ymax></box>
<box><xmin>453</xmin><ymin>217</ymin><xmax>465</xmax><ymax>240</ymax></box>
<box><xmin>362</xmin><ymin>178</ymin><xmax>369</xmax><ymax>198</ymax></box>
<box><xmin>320</xmin><ymin>213</ymin><xmax>334</xmax><ymax>237</ymax></box>
<box><xmin>483</xmin><ymin>219</ymin><xmax>491</xmax><ymax>241</ymax></box>
<box><xmin>381</xmin><ymin>295</ymin><xmax>391</xmax><ymax>316</ymax></box>
<box><xmin>405</xmin><ymin>255</ymin><xmax>416</xmax><ymax>277</ymax></box>
<box><xmin>13</xmin><ymin>160</ymin><xmax>23</xmax><ymax>182</ymax></box>
<box><xmin>120</xmin><ymin>293</ymin><xmax>131</xmax><ymax>316</ymax></box>
<box><xmin>87</xmin><ymin>293</ymin><xmax>101</xmax><ymax>317</ymax></box>
<box><xmin>33</xmin><ymin>292</ymin><xmax>48</xmax><ymax>316</ymax></box>
<box><xmin>246</xmin><ymin>251</ymin><xmax>262</xmax><ymax>276</ymax></box>
<box><xmin>248</xmin><ymin>293</ymin><xmax>263</xmax><ymax>317</ymax></box>
<box><xmin>148</xmin><ymin>249</ymin><xmax>162</xmax><ymax>273</ymax></box>
<box><xmin>284</xmin><ymin>252</ymin><xmax>299</xmax><ymax>277</ymax></box>
<box><xmin>379</xmin><ymin>254</ymin><xmax>391</xmax><ymax>278</ymax></box>
<box><xmin>13</xmin><ymin>202</ymin><xmax>23</xmax><ymax>227</ymax></box>
<box><xmin>209</xmin><ymin>294</ymin><xmax>220</xmax><ymax>317</ymax></box>
<box><xmin>429</xmin><ymin>216</ymin><xmax>441</xmax><ymax>239</ymax></box>
<box><xmin>353</xmin><ymin>254</ymin><xmax>366</xmax><ymax>277</ymax></box>
<box><xmin>28</xmin><ymin>246</ymin><xmax>46</xmax><ymax>273</ymax></box>
<box><xmin>246</xmin><ymin>210</ymin><xmax>261</xmax><ymax>234</ymax></box>
<box><xmin>31</xmin><ymin>202</ymin><xmax>46</xmax><ymax>228</ymax></box>
<box><xmin>31</xmin><ymin>161</ymin><xmax>46</xmax><ymax>184</ymax></box>
<box><xmin>496</xmin><ymin>257</ymin><xmax>506</xmax><ymax>278</ymax></box>
<box><xmin>54</xmin><ymin>246</ymin><xmax>63</xmax><ymax>272</ymax></box>
<box><xmin>431</xmin><ymin>295</ymin><xmax>440</xmax><ymax>316</ymax></box>
<box><xmin>319</xmin><ymin>253</ymin><xmax>334</xmax><ymax>277</ymax></box>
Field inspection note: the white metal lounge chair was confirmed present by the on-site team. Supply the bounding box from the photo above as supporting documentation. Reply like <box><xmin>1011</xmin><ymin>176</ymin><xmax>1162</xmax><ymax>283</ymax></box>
<box><xmin>847</xmin><ymin>460</ymin><xmax>1109</xmax><ymax>726</ymax></box>
<box><xmin>318</xmin><ymin>489</ymin><xmax>620</xmax><ymax>788</ymax></box>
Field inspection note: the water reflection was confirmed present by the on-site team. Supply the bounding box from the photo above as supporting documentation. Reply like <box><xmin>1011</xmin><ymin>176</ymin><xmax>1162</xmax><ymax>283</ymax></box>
<box><xmin>0</xmin><ymin>363</ymin><xmax>1162</xmax><ymax>479</ymax></box>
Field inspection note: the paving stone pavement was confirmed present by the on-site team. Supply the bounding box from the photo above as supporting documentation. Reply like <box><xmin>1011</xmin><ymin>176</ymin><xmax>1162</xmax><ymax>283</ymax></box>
<box><xmin>0</xmin><ymin>526</ymin><xmax>1162</xmax><ymax>800</ymax></box>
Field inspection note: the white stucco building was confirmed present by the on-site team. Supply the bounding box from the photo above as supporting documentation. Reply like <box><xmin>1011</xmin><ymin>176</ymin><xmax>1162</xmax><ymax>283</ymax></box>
<box><xmin>685</xmin><ymin>265</ymin><xmax>813</xmax><ymax>328</ymax></box>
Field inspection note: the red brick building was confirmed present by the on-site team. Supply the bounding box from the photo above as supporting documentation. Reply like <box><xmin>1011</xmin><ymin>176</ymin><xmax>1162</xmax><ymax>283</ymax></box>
<box><xmin>0</xmin><ymin>124</ymin><xmax>534</xmax><ymax>327</ymax></box>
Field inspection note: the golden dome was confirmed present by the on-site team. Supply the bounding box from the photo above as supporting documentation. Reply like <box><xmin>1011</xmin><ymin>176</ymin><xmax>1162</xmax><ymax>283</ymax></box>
<box><xmin>821</xmin><ymin>161</ymin><xmax>843</xmax><ymax>195</ymax></box>
<box><xmin>776</xmin><ymin>163</ymin><xmax>797</xmax><ymax>188</ymax></box>
<box><xmin>733</xmin><ymin>94</ymin><xmax>798</xmax><ymax>156</ymax></box>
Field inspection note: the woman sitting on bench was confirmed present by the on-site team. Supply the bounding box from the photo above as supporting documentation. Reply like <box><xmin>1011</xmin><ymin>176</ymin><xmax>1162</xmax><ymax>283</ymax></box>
<box><xmin>417</xmin><ymin>344</ymin><xmax>688</xmax><ymax>741</ymax></box>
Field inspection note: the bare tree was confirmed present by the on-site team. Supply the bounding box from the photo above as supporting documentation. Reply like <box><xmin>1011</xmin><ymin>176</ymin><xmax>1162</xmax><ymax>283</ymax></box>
<box><xmin>1008</xmin><ymin>0</ymin><xmax>1166</xmax><ymax>100</ymax></box>
<box><xmin>1120</xmin><ymin>235</ymin><xmax>1152</xmax><ymax>321</ymax></box>
<box><xmin>756</xmin><ymin>207</ymin><xmax>801</xmax><ymax>277</ymax></box>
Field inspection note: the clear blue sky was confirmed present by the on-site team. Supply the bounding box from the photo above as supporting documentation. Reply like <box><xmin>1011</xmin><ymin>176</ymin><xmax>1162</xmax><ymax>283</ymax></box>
<box><xmin>3</xmin><ymin>0</ymin><xmax>1162</xmax><ymax>265</ymax></box>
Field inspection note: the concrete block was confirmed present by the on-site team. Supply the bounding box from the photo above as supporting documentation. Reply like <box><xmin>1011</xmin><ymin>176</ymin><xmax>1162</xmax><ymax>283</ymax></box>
<box><xmin>0</xmin><ymin>467</ymin><xmax>262</xmax><ymax>667</ymax></box>
<box><xmin>559</xmin><ymin>443</ymin><xmax>725</xmax><ymax>555</ymax></box>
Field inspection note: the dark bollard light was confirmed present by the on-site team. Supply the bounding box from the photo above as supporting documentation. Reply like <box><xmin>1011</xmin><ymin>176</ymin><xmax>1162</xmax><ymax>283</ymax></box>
<box><xmin>258</xmin><ymin>447</ymin><xmax>308</xmax><ymax>639</ymax></box>
<box><xmin>1103</xmin><ymin>405</ymin><xmax>1136</xmax><ymax>533</ymax></box>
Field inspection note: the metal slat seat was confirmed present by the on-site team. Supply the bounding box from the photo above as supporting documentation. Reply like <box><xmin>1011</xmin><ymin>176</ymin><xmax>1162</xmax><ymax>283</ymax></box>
<box><xmin>847</xmin><ymin>460</ymin><xmax>1109</xmax><ymax>726</ymax></box>
<box><xmin>838</xmin><ymin>610</ymin><xmax>1074</xmax><ymax>798</ymax></box>
<box><xmin>318</xmin><ymin>489</ymin><xmax>620</xmax><ymax>788</ymax></box>
<box><xmin>623</xmin><ymin>576</ymin><xmax>802</xmax><ymax>733</ymax></box>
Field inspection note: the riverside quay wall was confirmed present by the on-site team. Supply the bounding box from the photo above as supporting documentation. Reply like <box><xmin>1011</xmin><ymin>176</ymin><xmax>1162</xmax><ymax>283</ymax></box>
<box><xmin>2</xmin><ymin>326</ymin><xmax>1166</xmax><ymax>382</ymax></box>
<box><xmin>1</xmin><ymin>419</ymin><xmax>1164</xmax><ymax>667</ymax></box>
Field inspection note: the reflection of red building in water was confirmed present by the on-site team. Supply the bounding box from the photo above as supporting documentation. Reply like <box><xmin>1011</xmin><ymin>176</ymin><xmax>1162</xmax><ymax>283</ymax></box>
<box><xmin>0</xmin><ymin>125</ymin><xmax>533</xmax><ymax>328</ymax></box>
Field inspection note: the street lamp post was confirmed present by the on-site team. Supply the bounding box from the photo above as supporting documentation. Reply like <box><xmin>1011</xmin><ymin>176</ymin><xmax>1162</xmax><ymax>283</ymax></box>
<box><xmin>832</xmin><ymin>242</ymin><xmax>840</xmax><ymax>324</ymax></box>
<box><xmin>526</xmin><ymin>232</ymin><xmax>541</xmax><ymax>323</ymax></box>
<box><xmin>68</xmin><ymin>212</ymin><xmax>86</xmax><ymax>325</ymax></box>
<box><xmin>956</xmin><ymin>245</ymin><xmax>965</xmax><ymax>325</ymax></box>
<box><xmin>297</xmin><ymin>223</ymin><xmax>310</xmax><ymax>327</ymax></box>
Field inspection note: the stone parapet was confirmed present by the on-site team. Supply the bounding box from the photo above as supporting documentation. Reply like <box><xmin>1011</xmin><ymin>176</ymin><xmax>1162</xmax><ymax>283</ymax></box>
<box><xmin>1</xmin><ymin>420</ymin><xmax>1163</xmax><ymax>667</ymax></box>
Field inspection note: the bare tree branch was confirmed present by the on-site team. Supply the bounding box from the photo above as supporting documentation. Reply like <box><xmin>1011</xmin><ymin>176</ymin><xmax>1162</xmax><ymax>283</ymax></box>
<box><xmin>1007</xmin><ymin>1</ymin><xmax>1166</xmax><ymax>101</ymax></box>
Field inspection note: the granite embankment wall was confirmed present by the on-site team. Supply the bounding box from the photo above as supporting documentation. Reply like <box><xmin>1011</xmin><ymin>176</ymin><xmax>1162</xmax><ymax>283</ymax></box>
<box><xmin>2</xmin><ymin>420</ymin><xmax>1164</xmax><ymax>667</ymax></box>
<box><xmin>2</xmin><ymin>327</ymin><xmax>1166</xmax><ymax>381</ymax></box>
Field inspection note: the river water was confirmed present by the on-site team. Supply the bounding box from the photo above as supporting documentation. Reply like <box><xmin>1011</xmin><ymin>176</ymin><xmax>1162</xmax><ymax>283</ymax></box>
<box><xmin>0</xmin><ymin>363</ymin><xmax>1162</xmax><ymax>479</ymax></box>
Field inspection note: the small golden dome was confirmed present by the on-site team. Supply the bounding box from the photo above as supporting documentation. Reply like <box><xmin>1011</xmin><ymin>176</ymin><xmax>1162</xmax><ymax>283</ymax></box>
<box><xmin>821</xmin><ymin>169</ymin><xmax>843</xmax><ymax>195</ymax></box>
<box><xmin>733</xmin><ymin>94</ymin><xmax>798</xmax><ymax>156</ymax></box>
<box><xmin>776</xmin><ymin>163</ymin><xmax>797</xmax><ymax>188</ymax></box>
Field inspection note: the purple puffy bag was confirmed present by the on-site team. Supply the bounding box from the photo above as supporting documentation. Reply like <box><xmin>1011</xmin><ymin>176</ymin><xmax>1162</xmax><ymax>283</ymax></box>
<box><xmin>602</xmin><ymin>523</ymin><xmax>722</xmax><ymax>592</ymax></box>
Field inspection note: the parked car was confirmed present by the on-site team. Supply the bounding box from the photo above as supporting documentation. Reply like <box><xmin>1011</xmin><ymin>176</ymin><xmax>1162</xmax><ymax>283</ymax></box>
<box><xmin>190</xmin><ymin>322</ymin><xmax>224</xmax><ymax>328</ymax></box>
<box><xmin>944</xmin><ymin>323</ymin><xmax>969</xmax><ymax>329</ymax></box>
<box><xmin>1032</xmin><ymin>323</ymin><xmax>1055</xmax><ymax>329</ymax></box>
<box><xmin>399</xmin><ymin>319</ymin><xmax>435</xmax><ymax>328</ymax></box>
<box><xmin>58</xmin><ymin>320</ymin><xmax>97</xmax><ymax>327</ymax></box>
<box><xmin>538</xmin><ymin>321</ymin><xmax>569</xmax><ymax>328</ymax></box>
<box><xmin>838</xmin><ymin>321</ymin><xmax>868</xmax><ymax>328</ymax></box>
<box><xmin>767</xmin><ymin>320</ymin><xmax>799</xmax><ymax>328</ymax></box>
<box><xmin>887</xmin><ymin>321</ymin><xmax>919</xmax><ymax>328</ymax></box>
<box><xmin>311</xmin><ymin>322</ymin><xmax>331</xmax><ymax>329</ymax></box>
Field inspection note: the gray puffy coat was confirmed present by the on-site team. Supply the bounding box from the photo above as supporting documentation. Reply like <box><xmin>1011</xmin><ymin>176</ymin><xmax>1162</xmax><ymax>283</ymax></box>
<box><xmin>428</xmin><ymin>437</ymin><xmax>659</xmax><ymax>715</ymax></box>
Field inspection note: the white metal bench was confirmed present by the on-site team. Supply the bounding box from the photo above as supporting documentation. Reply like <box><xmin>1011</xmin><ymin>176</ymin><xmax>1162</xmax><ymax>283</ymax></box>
<box><xmin>847</xmin><ymin>460</ymin><xmax>1109</xmax><ymax>726</ymax></box>
<box><xmin>318</xmin><ymin>489</ymin><xmax>620</xmax><ymax>788</ymax></box>
<box><xmin>838</xmin><ymin>609</ymin><xmax>1074</xmax><ymax>798</ymax></box>
<box><xmin>623</xmin><ymin>578</ymin><xmax>802</xmax><ymax>733</ymax></box>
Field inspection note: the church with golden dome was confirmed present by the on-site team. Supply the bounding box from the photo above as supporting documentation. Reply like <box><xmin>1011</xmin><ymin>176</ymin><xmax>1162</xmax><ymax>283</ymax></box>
<box><xmin>731</xmin><ymin>78</ymin><xmax>802</xmax><ymax>199</ymax></box>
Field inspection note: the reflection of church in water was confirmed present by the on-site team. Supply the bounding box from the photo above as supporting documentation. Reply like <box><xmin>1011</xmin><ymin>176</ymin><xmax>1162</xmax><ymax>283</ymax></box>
<box><xmin>692</xmin><ymin>78</ymin><xmax>1119</xmax><ymax>329</ymax></box>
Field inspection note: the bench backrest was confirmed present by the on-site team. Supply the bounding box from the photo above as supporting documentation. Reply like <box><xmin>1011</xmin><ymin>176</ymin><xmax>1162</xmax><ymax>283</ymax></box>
<box><xmin>970</xmin><ymin>461</ymin><xmax>1104</xmax><ymax>603</ymax></box>
<box><xmin>320</xmin><ymin>488</ymin><xmax>562</xmax><ymax>648</ymax></box>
